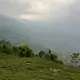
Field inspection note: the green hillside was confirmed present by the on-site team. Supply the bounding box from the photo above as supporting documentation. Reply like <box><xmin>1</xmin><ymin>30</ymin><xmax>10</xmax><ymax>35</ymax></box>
<box><xmin>0</xmin><ymin>39</ymin><xmax>79</xmax><ymax>80</ymax></box>
<box><xmin>0</xmin><ymin>54</ymin><xmax>80</xmax><ymax>80</ymax></box>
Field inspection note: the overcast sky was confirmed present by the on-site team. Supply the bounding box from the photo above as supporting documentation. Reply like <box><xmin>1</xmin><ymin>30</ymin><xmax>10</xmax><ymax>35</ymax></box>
<box><xmin>0</xmin><ymin>0</ymin><xmax>80</xmax><ymax>54</ymax></box>
<box><xmin>0</xmin><ymin>0</ymin><xmax>79</xmax><ymax>21</ymax></box>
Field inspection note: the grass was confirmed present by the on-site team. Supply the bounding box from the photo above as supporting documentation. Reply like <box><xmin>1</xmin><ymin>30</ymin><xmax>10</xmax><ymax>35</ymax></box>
<box><xmin>0</xmin><ymin>54</ymin><xmax>80</xmax><ymax>80</ymax></box>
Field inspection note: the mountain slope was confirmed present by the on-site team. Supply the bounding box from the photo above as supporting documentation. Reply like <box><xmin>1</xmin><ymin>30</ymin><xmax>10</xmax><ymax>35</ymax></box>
<box><xmin>0</xmin><ymin>54</ymin><xmax>80</xmax><ymax>80</ymax></box>
<box><xmin>0</xmin><ymin>15</ymin><xmax>47</xmax><ymax>52</ymax></box>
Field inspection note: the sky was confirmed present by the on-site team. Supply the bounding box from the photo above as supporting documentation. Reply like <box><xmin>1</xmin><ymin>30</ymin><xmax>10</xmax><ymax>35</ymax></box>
<box><xmin>0</xmin><ymin>0</ymin><xmax>77</xmax><ymax>21</ymax></box>
<box><xmin>0</xmin><ymin>0</ymin><xmax>80</xmax><ymax>54</ymax></box>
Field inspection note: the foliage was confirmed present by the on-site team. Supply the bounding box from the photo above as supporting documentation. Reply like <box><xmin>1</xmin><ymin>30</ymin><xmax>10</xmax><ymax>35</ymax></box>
<box><xmin>71</xmin><ymin>52</ymin><xmax>80</xmax><ymax>63</ymax></box>
<box><xmin>38</xmin><ymin>50</ymin><xmax>58</xmax><ymax>61</ymax></box>
<box><xmin>0</xmin><ymin>40</ymin><xmax>14</xmax><ymax>54</ymax></box>
<box><xmin>38</xmin><ymin>51</ymin><xmax>45</xmax><ymax>58</ymax></box>
<box><xmin>19</xmin><ymin>44</ymin><xmax>34</xmax><ymax>57</ymax></box>
<box><xmin>2</xmin><ymin>45</ymin><xmax>14</xmax><ymax>54</ymax></box>
<box><xmin>44</xmin><ymin>53</ymin><xmax>57</xmax><ymax>61</ymax></box>
<box><xmin>0</xmin><ymin>55</ymin><xmax>79</xmax><ymax>80</ymax></box>
<box><xmin>50</xmin><ymin>54</ymin><xmax>57</xmax><ymax>60</ymax></box>
<box><xmin>13</xmin><ymin>46</ymin><xmax>20</xmax><ymax>54</ymax></box>
<box><xmin>0</xmin><ymin>40</ymin><xmax>34</xmax><ymax>57</ymax></box>
<box><xmin>0</xmin><ymin>40</ymin><xmax>80</xmax><ymax>79</ymax></box>
<box><xmin>55</xmin><ymin>59</ymin><xmax>63</xmax><ymax>64</ymax></box>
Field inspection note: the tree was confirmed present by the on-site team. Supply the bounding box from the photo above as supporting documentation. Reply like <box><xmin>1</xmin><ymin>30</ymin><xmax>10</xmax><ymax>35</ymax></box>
<box><xmin>19</xmin><ymin>44</ymin><xmax>34</xmax><ymax>57</ymax></box>
<box><xmin>0</xmin><ymin>40</ymin><xmax>14</xmax><ymax>54</ymax></box>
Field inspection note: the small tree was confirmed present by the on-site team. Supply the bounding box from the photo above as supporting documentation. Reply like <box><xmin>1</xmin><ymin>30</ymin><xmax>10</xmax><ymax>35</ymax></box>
<box><xmin>19</xmin><ymin>44</ymin><xmax>34</xmax><ymax>57</ymax></box>
<box><xmin>1</xmin><ymin>40</ymin><xmax>14</xmax><ymax>54</ymax></box>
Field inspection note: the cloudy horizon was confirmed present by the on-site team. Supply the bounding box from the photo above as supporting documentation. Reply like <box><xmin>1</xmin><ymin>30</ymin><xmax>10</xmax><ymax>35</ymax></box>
<box><xmin>0</xmin><ymin>0</ymin><xmax>80</xmax><ymax>54</ymax></box>
<box><xmin>0</xmin><ymin>0</ymin><xmax>78</xmax><ymax>21</ymax></box>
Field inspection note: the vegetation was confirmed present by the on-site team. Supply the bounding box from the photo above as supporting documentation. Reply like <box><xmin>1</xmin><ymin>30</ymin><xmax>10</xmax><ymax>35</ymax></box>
<box><xmin>19</xmin><ymin>44</ymin><xmax>34</xmax><ymax>57</ymax></box>
<box><xmin>0</xmin><ymin>40</ymin><xmax>34</xmax><ymax>57</ymax></box>
<box><xmin>71</xmin><ymin>52</ymin><xmax>80</xmax><ymax>63</ymax></box>
<box><xmin>0</xmin><ymin>54</ymin><xmax>79</xmax><ymax>80</ymax></box>
<box><xmin>38</xmin><ymin>50</ymin><xmax>60</xmax><ymax>64</ymax></box>
<box><xmin>38</xmin><ymin>51</ymin><xmax>45</xmax><ymax>58</ymax></box>
<box><xmin>0</xmin><ymin>40</ymin><xmax>80</xmax><ymax>79</ymax></box>
<box><xmin>0</xmin><ymin>40</ymin><xmax>14</xmax><ymax>54</ymax></box>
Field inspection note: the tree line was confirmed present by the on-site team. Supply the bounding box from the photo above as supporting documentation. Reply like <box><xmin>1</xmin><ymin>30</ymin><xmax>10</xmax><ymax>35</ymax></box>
<box><xmin>0</xmin><ymin>40</ymin><xmax>64</xmax><ymax>64</ymax></box>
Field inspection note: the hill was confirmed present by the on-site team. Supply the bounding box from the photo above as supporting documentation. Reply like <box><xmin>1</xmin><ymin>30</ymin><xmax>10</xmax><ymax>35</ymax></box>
<box><xmin>0</xmin><ymin>54</ymin><xmax>80</xmax><ymax>80</ymax></box>
<box><xmin>0</xmin><ymin>15</ymin><xmax>48</xmax><ymax>52</ymax></box>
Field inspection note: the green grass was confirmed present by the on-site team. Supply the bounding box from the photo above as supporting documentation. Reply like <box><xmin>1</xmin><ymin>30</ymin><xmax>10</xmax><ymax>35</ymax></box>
<box><xmin>0</xmin><ymin>54</ymin><xmax>80</xmax><ymax>80</ymax></box>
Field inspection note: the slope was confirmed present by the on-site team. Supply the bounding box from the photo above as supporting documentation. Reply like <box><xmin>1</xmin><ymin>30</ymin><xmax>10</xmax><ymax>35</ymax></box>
<box><xmin>0</xmin><ymin>54</ymin><xmax>80</xmax><ymax>80</ymax></box>
<box><xmin>0</xmin><ymin>15</ymin><xmax>47</xmax><ymax>52</ymax></box>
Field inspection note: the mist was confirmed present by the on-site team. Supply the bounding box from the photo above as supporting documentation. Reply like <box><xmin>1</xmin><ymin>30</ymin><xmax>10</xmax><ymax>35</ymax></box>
<box><xmin>0</xmin><ymin>0</ymin><xmax>80</xmax><ymax>55</ymax></box>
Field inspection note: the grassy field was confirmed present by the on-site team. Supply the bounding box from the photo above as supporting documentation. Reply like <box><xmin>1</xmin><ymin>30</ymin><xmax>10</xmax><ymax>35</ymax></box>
<box><xmin>0</xmin><ymin>54</ymin><xmax>80</xmax><ymax>80</ymax></box>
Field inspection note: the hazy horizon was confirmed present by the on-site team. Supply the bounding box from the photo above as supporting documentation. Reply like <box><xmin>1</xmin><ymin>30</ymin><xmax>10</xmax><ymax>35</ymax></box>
<box><xmin>0</xmin><ymin>0</ymin><xmax>80</xmax><ymax>55</ymax></box>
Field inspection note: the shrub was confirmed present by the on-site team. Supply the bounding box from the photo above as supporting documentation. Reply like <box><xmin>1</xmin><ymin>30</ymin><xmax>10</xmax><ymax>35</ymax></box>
<box><xmin>0</xmin><ymin>40</ymin><xmax>34</xmax><ymax>57</ymax></box>
<box><xmin>19</xmin><ymin>44</ymin><xmax>34</xmax><ymax>57</ymax></box>
<box><xmin>38</xmin><ymin>50</ymin><xmax>58</xmax><ymax>61</ymax></box>
<box><xmin>19</xmin><ymin>50</ymin><xmax>26</xmax><ymax>57</ymax></box>
<box><xmin>50</xmin><ymin>54</ymin><xmax>57</xmax><ymax>60</ymax></box>
<box><xmin>2</xmin><ymin>45</ymin><xmax>14</xmax><ymax>54</ymax></box>
<box><xmin>44</xmin><ymin>53</ymin><xmax>57</xmax><ymax>61</ymax></box>
<box><xmin>55</xmin><ymin>60</ymin><xmax>63</xmax><ymax>64</ymax></box>
<box><xmin>26</xmin><ymin>49</ymin><xmax>34</xmax><ymax>57</ymax></box>
<box><xmin>38</xmin><ymin>51</ymin><xmax>45</xmax><ymax>58</ymax></box>
<box><xmin>0</xmin><ymin>40</ymin><xmax>14</xmax><ymax>54</ymax></box>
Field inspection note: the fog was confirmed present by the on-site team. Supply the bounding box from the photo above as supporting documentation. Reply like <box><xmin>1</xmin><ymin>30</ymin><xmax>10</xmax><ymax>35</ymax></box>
<box><xmin>0</xmin><ymin>0</ymin><xmax>80</xmax><ymax>55</ymax></box>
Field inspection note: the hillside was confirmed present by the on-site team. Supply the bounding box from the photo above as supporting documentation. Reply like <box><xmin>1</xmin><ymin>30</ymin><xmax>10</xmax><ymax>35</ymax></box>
<box><xmin>0</xmin><ymin>54</ymin><xmax>80</xmax><ymax>80</ymax></box>
<box><xmin>0</xmin><ymin>15</ymin><xmax>48</xmax><ymax>52</ymax></box>
<box><xmin>0</xmin><ymin>37</ymin><xmax>79</xmax><ymax>80</ymax></box>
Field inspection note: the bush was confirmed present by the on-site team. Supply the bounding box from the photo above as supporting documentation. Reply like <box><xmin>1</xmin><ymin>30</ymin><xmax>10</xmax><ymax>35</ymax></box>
<box><xmin>26</xmin><ymin>49</ymin><xmax>34</xmax><ymax>57</ymax></box>
<box><xmin>0</xmin><ymin>40</ymin><xmax>14</xmax><ymax>54</ymax></box>
<box><xmin>0</xmin><ymin>40</ymin><xmax>34</xmax><ymax>57</ymax></box>
<box><xmin>50</xmin><ymin>54</ymin><xmax>57</xmax><ymax>60</ymax></box>
<box><xmin>2</xmin><ymin>45</ymin><xmax>14</xmax><ymax>54</ymax></box>
<box><xmin>55</xmin><ymin>60</ymin><xmax>63</xmax><ymax>64</ymax></box>
<box><xmin>38</xmin><ymin>50</ymin><xmax>58</xmax><ymax>61</ymax></box>
<box><xmin>44</xmin><ymin>53</ymin><xmax>57</xmax><ymax>61</ymax></box>
<box><xmin>38</xmin><ymin>51</ymin><xmax>45</xmax><ymax>58</ymax></box>
<box><xmin>13</xmin><ymin>46</ymin><xmax>19</xmax><ymax>53</ymax></box>
<box><xmin>19</xmin><ymin>50</ymin><xmax>26</xmax><ymax>57</ymax></box>
<box><xmin>19</xmin><ymin>44</ymin><xmax>34</xmax><ymax>57</ymax></box>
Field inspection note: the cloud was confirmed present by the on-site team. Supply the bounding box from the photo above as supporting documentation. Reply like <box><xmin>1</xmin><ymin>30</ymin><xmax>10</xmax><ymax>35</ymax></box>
<box><xmin>0</xmin><ymin>0</ymin><xmax>75</xmax><ymax>21</ymax></box>
<box><xmin>66</xmin><ymin>0</ymin><xmax>80</xmax><ymax>24</ymax></box>
<box><xmin>19</xmin><ymin>0</ymin><xmax>75</xmax><ymax>21</ymax></box>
